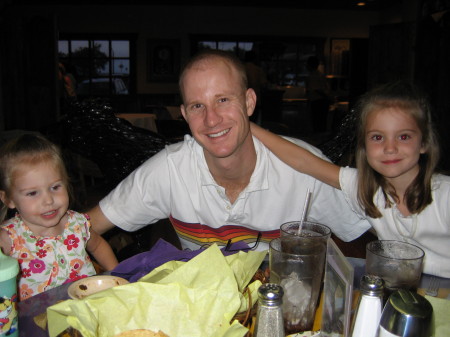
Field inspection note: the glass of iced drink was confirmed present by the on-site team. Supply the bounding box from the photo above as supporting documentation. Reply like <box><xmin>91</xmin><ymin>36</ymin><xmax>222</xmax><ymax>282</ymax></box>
<box><xmin>269</xmin><ymin>222</ymin><xmax>330</xmax><ymax>334</ymax></box>
<box><xmin>280</xmin><ymin>221</ymin><xmax>331</xmax><ymax>240</ymax></box>
<box><xmin>366</xmin><ymin>240</ymin><xmax>424</xmax><ymax>295</ymax></box>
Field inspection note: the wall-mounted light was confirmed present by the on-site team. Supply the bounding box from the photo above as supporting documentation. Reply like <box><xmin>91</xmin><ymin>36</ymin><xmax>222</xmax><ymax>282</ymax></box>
<box><xmin>356</xmin><ymin>2</ymin><xmax>366</xmax><ymax>6</ymax></box>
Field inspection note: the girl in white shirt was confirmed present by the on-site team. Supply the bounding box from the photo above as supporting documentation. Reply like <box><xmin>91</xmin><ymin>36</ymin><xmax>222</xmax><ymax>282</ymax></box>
<box><xmin>252</xmin><ymin>81</ymin><xmax>450</xmax><ymax>277</ymax></box>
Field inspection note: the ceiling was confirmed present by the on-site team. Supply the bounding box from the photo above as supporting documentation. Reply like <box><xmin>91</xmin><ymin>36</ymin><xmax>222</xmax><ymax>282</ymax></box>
<box><xmin>8</xmin><ymin>0</ymin><xmax>404</xmax><ymax>11</ymax></box>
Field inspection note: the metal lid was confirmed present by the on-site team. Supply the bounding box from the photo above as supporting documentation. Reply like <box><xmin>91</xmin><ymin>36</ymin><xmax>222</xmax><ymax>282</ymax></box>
<box><xmin>379</xmin><ymin>289</ymin><xmax>433</xmax><ymax>337</ymax></box>
<box><xmin>258</xmin><ymin>283</ymin><xmax>284</xmax><ymax>306</ymax></box>
<box><xmin>360</xmin><ymin>274</ymin><xmax>384</xmax><ymax>296</ymax></box>
<box><xmin>390</xmin><ymin>289</ymin><xmax>433</xmax><ymax>318</ymax></box>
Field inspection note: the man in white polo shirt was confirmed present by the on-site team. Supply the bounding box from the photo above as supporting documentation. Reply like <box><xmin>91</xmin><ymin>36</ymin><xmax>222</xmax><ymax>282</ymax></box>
<box><xmin>88</xmin><ymin>50</ymin><xmax>371</xmax><ymax>251</ymax></box>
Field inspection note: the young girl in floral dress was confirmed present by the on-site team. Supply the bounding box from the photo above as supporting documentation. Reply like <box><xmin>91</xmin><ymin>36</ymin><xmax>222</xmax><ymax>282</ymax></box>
<box><xmin>0</xmin><ymin>134</ymin><xmax>118</xmax><ymax>300</ymax></box>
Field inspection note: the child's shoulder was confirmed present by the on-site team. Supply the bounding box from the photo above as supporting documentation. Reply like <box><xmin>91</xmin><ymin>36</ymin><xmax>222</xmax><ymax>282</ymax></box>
<box><xmin>0</xmin><ymin>214</ymin><xmax>20</xmax><ymax>228</ymax></box>
<box><xmin>66</xmin><ymin>210</ymin><xmax>90</xmax><ymax>222</ymax></box>
<box><xmin>431</xmin><ymin>173</ymin><xmax>450</xmax><ymax>188</ymax></box>
<box><xmin>433</xmin><ymin>172</ymin><xmax>450</xmax><ymax>181</ymax></box>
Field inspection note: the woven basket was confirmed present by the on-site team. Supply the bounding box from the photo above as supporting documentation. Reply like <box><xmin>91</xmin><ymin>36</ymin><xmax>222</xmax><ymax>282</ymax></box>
<box><xmin>232</xmin><ymin>268</ymin><xmax>269</xmax><ymax>337</ymax></box>
<box><xmin>57</xmin><ymin>269</ymin><xmax>269</xmax><ymax>337</ymax></box>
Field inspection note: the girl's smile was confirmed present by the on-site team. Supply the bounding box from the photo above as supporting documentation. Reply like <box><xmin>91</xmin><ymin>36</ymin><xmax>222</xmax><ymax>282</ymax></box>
<box><xmin>41</xmin><ymin>209</ymin><xmax>60</xmax><ymax>220</ymax></box>
<box><xmin>381</xmin><ymin>159</ymin><xmax>402</xmax><ymax>164</ymax></box>
<box><xmin>365</xmin><ymin>107</ymin><xmax>426</xmax><ymax>189</ymax></box>
<box><xmin>5</xmin><ymin>161</ymin><xmax>69</xmax><ymax>237</ymax></box>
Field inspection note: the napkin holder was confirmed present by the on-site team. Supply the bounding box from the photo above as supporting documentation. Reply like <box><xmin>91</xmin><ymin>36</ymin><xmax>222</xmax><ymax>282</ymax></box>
<box><xmin>320</xmin><ymin>239</ymin><xmax>354</xmax><ymax>337</ymax></box>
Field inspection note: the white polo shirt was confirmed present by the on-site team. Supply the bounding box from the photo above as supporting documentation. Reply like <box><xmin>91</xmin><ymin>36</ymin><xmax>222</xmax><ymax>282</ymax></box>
<box><xmin>100</xmin><ymin>135</ymin><xmax>370</xmax><ymax>251</ymax></box>
<box><xmin>340</xmin><ymin>166</ymin><xmax>450</xmax><ymax>277</ymax></box>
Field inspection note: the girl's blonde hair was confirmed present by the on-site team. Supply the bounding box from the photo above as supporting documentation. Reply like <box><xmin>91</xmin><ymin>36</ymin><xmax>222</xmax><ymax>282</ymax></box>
<box><xmin>0</xmin><ymin>133</ymin><xmax>71</xmax><ymax>220</ymax></box>
<box><xmin>355</xmin><ymin>81</ymin><xmax>440</xmax><ymax>218</ymax></box>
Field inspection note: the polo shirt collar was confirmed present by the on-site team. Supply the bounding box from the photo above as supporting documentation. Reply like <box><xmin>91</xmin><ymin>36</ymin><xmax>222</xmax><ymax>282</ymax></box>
<box><xmin>193</xmin><ymin>136</ymin><xmax>269</xmax><ymax>192</ymax></box>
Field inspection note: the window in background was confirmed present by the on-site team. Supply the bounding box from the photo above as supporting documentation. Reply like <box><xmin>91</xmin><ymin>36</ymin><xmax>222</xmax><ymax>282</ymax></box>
<box><xmin>197</xmin><ymin>40</ymin><xmax>253</xmax><ymax>60</ymax></box>
<box><xmin>58</xmin><ymin>37</ymin><xmax>132</xmax><ymax>96</ymax></box>
<box><xmin>195</xmin><ymin>37</ymin><xmax>323</xmax><ymax>87</ymax></box>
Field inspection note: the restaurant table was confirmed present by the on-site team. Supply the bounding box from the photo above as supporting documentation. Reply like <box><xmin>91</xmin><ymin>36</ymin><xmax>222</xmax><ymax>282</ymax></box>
<box><xmin>17</xmin><ymin>259</ymin><xmax>450</xmax><ymax>337</ymax></box>
<box><xmin>282</xmin><ymin>98</ymin><xmax>308</xmax><ymax>103</ymax></box>
<box><xmin>115</xmin><ymin>113</ymin><xmax>158</xmax><ymax>133</ymax></box>
<box><xmin>18</xmin><ymin>281</ymin><xmax>71</xmax><ymax>337</ymax></box>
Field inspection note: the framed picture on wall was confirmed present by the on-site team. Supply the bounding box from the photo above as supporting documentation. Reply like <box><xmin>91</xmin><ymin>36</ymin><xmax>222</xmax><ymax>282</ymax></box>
<box><xmin>147</xmin><ymin>39</ymin><xmax>180</xmax><ymax>82</ymax></box>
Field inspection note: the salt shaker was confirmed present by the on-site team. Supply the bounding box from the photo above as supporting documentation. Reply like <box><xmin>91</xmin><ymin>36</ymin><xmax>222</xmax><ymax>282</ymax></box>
<box><xmin>254</xmin><ymin>283</ymin><xmax>285</xmax><ymax>337</ymax></box>
<box><xmin>351</xmin><ymin>274</ymin><xmax>384</xmax><ymax>337</ymax></box>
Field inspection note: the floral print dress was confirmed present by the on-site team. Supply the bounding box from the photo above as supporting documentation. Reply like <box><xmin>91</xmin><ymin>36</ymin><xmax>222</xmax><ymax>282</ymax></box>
<box><xmin>1</xmin><ymin>210</ymin><xmax>97</xmax><ymax>301</ymax></box>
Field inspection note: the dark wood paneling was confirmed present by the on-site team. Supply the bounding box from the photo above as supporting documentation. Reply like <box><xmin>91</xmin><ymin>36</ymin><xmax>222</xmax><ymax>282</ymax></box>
<box><xmin>1</xmin><ymin>13</ymin><xmax>58</xmax><ymax>131</ymax></box>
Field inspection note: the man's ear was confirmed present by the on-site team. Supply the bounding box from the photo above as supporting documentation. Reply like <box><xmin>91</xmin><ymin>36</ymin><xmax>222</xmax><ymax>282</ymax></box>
<box><xmin>246</xmin><ymin>88</ymin><xmax>257</xmax><ymax>117</ymax></box>
<box><xmin>180</xmin><ymin>104</ymin><xmax>188</xmax><ymax>121</ymax></box>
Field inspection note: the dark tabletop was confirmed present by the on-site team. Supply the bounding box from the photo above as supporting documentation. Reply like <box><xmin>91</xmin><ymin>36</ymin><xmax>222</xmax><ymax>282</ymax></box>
<box><xmin>18</xmin><ymin>281</ymin><xmax>71</xmax><ymax>337</ymax></box>
<box><xmin>17</xmin><ymin>258</ymin><xmax>450</xmax><ymax>337</ymax></box>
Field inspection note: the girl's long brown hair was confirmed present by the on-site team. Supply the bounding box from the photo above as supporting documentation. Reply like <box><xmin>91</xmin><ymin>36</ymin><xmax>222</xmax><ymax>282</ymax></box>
<box><xmin>355</xmin><ymin>81</ymin><xmax>440</xmax><ymax>218</ymax></box>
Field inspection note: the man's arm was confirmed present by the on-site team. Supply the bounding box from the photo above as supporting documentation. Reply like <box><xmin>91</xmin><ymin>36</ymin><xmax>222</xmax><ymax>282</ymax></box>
<box><xmin>87</xmin><ymin>205</ymin><xmax>115</xmax><ymax>235</ymax></box>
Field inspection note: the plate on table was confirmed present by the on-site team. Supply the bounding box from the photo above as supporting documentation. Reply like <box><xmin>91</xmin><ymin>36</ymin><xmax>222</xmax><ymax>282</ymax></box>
<box><xmin>68</xmin><ymin>275</ymin><xmax>129</xmax><ymax>299</ymax></box>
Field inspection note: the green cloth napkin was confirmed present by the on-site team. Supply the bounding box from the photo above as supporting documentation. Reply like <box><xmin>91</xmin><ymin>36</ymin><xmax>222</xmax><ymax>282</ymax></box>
<box><xmin>47</xmin><ymin>244</ymin><xmax>266</xmax><ymax>337</ymax></box>
<box><xmin>427</xmin><ymin>295</ymin><xmax>450</xmax><ymax>337</ymax></box>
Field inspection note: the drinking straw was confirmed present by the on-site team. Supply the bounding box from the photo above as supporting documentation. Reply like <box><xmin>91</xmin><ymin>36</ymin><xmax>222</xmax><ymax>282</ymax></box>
<box><xmin>298</xmin><ymin>188</ymin><xmax>311</xmax><ymax>235</ymax></box>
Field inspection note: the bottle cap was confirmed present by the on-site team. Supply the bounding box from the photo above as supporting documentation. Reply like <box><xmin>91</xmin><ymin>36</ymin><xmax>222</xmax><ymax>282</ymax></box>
<box><xmin>0</xmin><ymin>249</ymin><xmax>19</xmax><ymax>282</ymax></box>
<box><xmin>360</xmin><ymin>274</ymin><xmax>384</xmax><ymax>296</ymax></box>
<box><xmin>258</xmin><ymin>283</ymin><xmax>284</xmax><ymax>306</ymax></box>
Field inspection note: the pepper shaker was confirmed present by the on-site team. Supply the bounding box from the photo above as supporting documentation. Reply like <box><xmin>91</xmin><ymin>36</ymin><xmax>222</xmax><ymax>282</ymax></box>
<box><xmin>254</xmin><ymin>283</ymin><xmax>285</xmax><ymax>337</ymax></box>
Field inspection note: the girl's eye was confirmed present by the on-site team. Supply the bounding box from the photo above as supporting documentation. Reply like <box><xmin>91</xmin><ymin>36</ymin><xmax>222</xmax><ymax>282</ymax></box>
<box><xmin>399</xmin><ymin>134</ymin><xmax>411</xmax><ymax>140</ymax></box>
<box><xmin>370</xmin><ymin>135</ymin><xmax>383</xmax><ymax>141</ymax></box>
<box><xmin>52</xmin><ymin>184</ymin><xmax>62</xmax><ymax>191</ymax></box>
<box><xmin>26</xmin><ymin>191</ymin><xmax>37</xmax><ymax>197</ymax></box>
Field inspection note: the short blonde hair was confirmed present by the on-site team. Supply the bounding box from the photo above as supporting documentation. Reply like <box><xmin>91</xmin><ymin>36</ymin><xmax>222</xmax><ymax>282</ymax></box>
<box><xmin>178</xmin><ymin>49</ymin><xmax>248</xmax><ymax>103</ymax></box>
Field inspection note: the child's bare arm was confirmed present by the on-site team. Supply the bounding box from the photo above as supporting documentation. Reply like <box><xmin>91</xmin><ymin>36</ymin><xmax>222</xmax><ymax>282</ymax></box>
<box><xmin>86</xmin><ymin>229</ymin><xmax>119</xmax><ymax>271</ymax></box>
<box><xmin>251</xmin><ymin>122</ymin><xmax>341</xmax><ymax>189</ymax></box>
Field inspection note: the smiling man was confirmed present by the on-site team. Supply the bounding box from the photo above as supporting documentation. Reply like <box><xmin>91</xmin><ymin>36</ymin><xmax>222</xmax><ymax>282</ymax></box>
<box><xmin>88</xmin><ymin>50</ymin><xmax>371</xmax><ymax>251</ymax></box>
<box><xmin>179</xmin><ymin>51</ymin><xmax>257</xmax><ymax>204</ymax></box>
